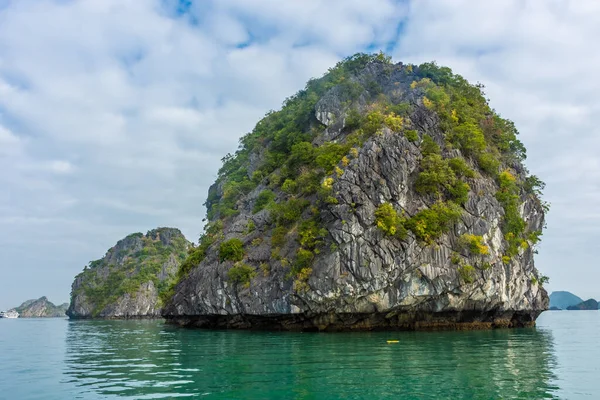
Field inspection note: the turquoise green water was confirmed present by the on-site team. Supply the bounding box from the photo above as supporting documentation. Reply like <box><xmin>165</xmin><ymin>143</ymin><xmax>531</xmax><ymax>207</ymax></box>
<box><xmin>0</xmin><ymin>311</ymin><xmax>598</xmax><ymax>399</ymax></box>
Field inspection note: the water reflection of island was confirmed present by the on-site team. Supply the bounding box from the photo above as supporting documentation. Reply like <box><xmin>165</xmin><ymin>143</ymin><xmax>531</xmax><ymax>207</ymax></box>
<box><xmin>64</xmin><ymin>321</ymin><xmax>559</xmax><ymax>398</ymax></box>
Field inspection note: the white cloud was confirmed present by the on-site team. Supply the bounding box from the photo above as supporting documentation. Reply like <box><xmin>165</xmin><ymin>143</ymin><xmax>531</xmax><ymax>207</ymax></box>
<box><xmin>48</xmin><ymin>160</ymin><xmax>74</xmax><ymax>174</ymax></box>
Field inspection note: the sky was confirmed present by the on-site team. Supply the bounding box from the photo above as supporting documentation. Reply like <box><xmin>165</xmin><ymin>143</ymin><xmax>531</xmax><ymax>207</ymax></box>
<box><xmin>1</xmin><ymin>0</ymin><xmax>599</xmax><ymax>309</ymax></box>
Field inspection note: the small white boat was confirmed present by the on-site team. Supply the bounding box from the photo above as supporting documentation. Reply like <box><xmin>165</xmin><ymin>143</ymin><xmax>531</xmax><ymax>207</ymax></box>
<box><xmin>0</xmin><ymin>310</ymin><xmax>19</xmax><ymax>318</ymax></box>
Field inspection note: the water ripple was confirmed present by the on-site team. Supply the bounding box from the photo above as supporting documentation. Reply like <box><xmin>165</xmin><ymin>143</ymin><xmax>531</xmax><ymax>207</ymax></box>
<box><xmin>2</xmin><ymin>313</ymin><xmax>598</xmax><ymax>398</ymax></box>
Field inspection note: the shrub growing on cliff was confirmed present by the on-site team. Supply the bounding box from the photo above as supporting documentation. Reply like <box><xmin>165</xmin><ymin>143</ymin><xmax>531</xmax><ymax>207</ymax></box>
<box><xmin>270</xmin><ymin>198</ymin><xmax>310</xmax><ymax>227</ymax></box>
<box><xmin>253</xmin><ymin>190</ymin><xmax>275</xmax><ymax>213</ymax></box>
<box><xmin>406</xmin><ymin>202</ymin><xmax>462</xmax><ymax>244</ymax></box>
<box><xmin>375</xmin><ymin>203</ymin><xmax>407</xmax><ymax>239</ymax></box>
<box><xmin>459</xmin><ymin>234</ymin><xmax>489</xmax><ymax>255</ymax></box>
<box><xmin>495</xmin><ymin>170</ymin><xmax>526</xmax><ymax>256</ymax></box>
<box><xmin>219</xmin><ymin>239</ymin><xmax>245</xmax><ymax>262</ymax></box>
<box><xmin>458</xmin><ymin>264</ymin><xmax>476</xmax><ymax>284</ymax></box>
<box><xmin>227</xmin><ymin>262</ymin><xmax>256</xmax><ymax>288</ymax></box>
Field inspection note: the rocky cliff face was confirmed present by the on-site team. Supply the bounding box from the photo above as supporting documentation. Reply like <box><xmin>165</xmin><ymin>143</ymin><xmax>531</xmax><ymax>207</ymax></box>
<box><xmin>15</xmin><ymin>297</ymin><xmax>68</xmax><ymax>317</ymax></box>
<box><xmin>163</xmin><ymin>54</ymin><xmax>549</xmax><ymax>331</ymax></box>
<box><xmin>68</xmin><ymin>228</ymin><xmax>190</xmax><ymax>319</ymax></box>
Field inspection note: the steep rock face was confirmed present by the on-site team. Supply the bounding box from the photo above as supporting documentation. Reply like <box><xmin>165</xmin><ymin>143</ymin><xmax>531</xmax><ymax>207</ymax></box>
<box><xmin>68</xmin><ymin>228</ymin><xmax>190</xmax><ymax>319</ymax></box>
<box><xmin>163</xmin><ymin>55</ymin><xmax>548</xmax><ymax>331</ymax></box>
<box><xmin>15</xmin><ymin>297</ymin><xmax>68</xmax><ymax>317</ymax></box>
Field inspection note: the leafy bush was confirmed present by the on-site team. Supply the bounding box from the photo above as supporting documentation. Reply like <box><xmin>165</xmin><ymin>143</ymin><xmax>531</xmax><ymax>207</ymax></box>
<box><xmin>298</xmin><ymin>219</ymin><xmax>327</xmax><ymax>250</ymax></box>
<box><xmin>459</xmin><ymin>234</ymin><xmax>489</xmax><ymax>255</ymax></box>
<box><xmin>219</xmin><ymin>239</ymin><xmax>245</xmax><ymax>262</ymax></box>
<box><xmin>375</xmin><ymin>203</ymin><xmax>407</xmax><ymax>239</ymax></box>
<box><xmin>458</xmin><ymin>265</ymin><xmax>476</xmax><ymax>284</ymax></box>
<box><xmin>253</xmin><ymin>190</ymin><xmax>275</xmax><ymax>213</ymax></box>
<box><xmin>449</xmin><ymin>123</ymin><xmax>486</xmax><ymax>156</ymax></box>
<box><xmin>406</xmin><ymin>202</ymin><xmax>462</xmax><ymax>244</ymax></box>
<box><xmin>421</xmin><ymin>135</ymin><xmax>441</xmax><ymax>156</ymax></box>
<box><xmin>294</xmin><ymin>248</ymin><xmax>315</xmax><ymax>271</ymax></box>
<box><xmin>405</xmin><ymin>130</ymin><xmax>419</xmax><ymax>142</ymax></box>
<box><xmin>270</xmin><ymin>198</ymin><xmax>310</xmax><ymax>227</ymax></box>
<box><xmin>293</xmin><ymin>267</ymin><xmax>313</xmax><ymax>293</ymax></box>
<box><xmin>524</xmin><ymin>175</ymin><xmax>545</xmax><ymax>196</ymax></box>
<box><xmin>495</xmin><ymin>170</ymin><xmax>526</xmax><ymax>256</ymax></box>
<box><xmin>271</xmin><ymin>226</ymin><xmax>288</xmax><ymax>248</ymax></box>
<box><xmin>448</xmin><ymin>157</ymin><xmax>475</xmax><ymax>178</ymax></box>
<box><xmin>447</xmin><ymin>181</ymin><xmax>470</xmax><ymax>205</ymax></box>
<box><xmin>227</xmin><ymin>262</ymin><xmax>256</xmax><ymax>288</ymax></box>
<box><xmin>477</xmin><ymin>153</ymin><xmax>500</xmax><ymax>176</ymax></box>
<box><xmin>281</xmin><ymin>179</ymin><xmax>298</xmax><ymax>194</ymax></box>
<box><xmin>415</xmin><ymin>154</ymin><xmax>456</xmax><ymax>196</ymax></box>
<box><xmin>315</xmin><ymin>143</ymin><xmax>351</xmax><ymax>173</ymax></box>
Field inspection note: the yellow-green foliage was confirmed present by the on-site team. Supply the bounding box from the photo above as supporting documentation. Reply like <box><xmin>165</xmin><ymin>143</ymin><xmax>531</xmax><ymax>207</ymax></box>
<box><xmin>459</xmin><ymin>234</ymin><xmax>489</xmax><ymax>255</ymax></box>
<box><xmin>495</xmin><ymin>170</ymin><xmax>526</xmax><ymax>256</ymax></box>
<box><xmin>219</xmin><ymin>238</ymin><xmax>244</xmax><ymax>262</ymax></box>
<box><xmin>405</xmin><ymin>202</ymin><xmax>462</xmax><ymax>244</ymax></box>
<box><xmin>293</xmin><ymin>267</ymin><xmax>313</xmax><ymax>293</ymax></box>
<box><xmin>298</xmin><ymin>219</ymin><xmax>327</xmax><ymax>250</ymax></box>
<box><xmin>375</xmin><ymin>203</ymin><xmax>407</xmax><ymax>239</ymax></box>
<box><xmin>270</xmin><ymin>198</ymin><xmax>310</xmax><ymax>227</ymax></box>
<box><xmin>260</xmin><ymin>263</ymin><xmax>270</xmax><ymax>277</ymax></box>
<box><xmin>281</xmin><ymin>179</ymin><xmax>298</xmax><ymax>194</ymax></box>
<box><xmin>227</xmin><ymin>262</ymin><xmax>256</xmax><ymax>288</ymax></box>
<box><xmin>271</xmin><ymin>226</ymin><xmax>288</xmax><ymax>248</ymax></box>
<box><xmin>421</xmin><ymin>135</ymin><xmax>440</xmax><ymax>156</ymax></box>
<box><xmin>415</xmin><ymin>154</ymin><xmax>456</xmax><ymax>196</ymax></box>
<box><xmin>451</xmin><ymin>253</ymin><xmax>461</xmax><ymax>264</ymax></box>
<box><xmin>448</xmin><ymin>157</ymin><xmax>475</xmax><ymax>178</ymax></box>
<box><xmin>404</xmin><ymin>130</ymin><xmax>419</xmax><ymax>142</ymax></box>
<box><xmin>415</xmin><ymin>153</ymin><xmax>471</xmax><ymax>205</ymax></box>
<box><xmin>384</xmin><ymin>112</ymin><xmax>404</xmax><ymax>132</ymax></box>
<box><xmin>458</xmin><ymin>264</ymin><xmax>476</xmax><ymax>284</ymax></box>
<box><xmin>321</xmin><ymin>177</ymin><xmax>334</xmax><ymax>190</ymax></box>
<box><xmin>253</xmin><ymin>190</ymin><xmax>275</xmax><ymax>213</ymax></box>
<box><xmin>246</xmin><ymin>220</ymin><xmax>256</xmax><ymax>233</ymax></box>
<box><xmin>294</xmin><ymin>248</ymin><xmax>314</xmax><ymax>271</ymax></box>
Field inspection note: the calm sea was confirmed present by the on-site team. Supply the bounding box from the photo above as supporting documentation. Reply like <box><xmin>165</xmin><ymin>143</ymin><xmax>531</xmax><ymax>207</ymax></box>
<box><xmin>0</xmin><ymin>311</ymin><xmax>598</xmax><ymax>399</ymax></box>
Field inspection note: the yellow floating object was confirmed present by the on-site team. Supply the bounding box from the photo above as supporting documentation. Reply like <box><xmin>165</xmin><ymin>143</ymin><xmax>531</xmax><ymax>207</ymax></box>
<box><xmin>386</xmin><ymin>340</ymin><xmax>399</xmax><ymax>343</ymax></box>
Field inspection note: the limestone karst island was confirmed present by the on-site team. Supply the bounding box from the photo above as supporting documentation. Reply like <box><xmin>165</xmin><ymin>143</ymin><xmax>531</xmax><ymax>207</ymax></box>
<box><xmin>67</xmin><ymin>54</ymin><xmax>549</xmax><ymax>331</ymax></box>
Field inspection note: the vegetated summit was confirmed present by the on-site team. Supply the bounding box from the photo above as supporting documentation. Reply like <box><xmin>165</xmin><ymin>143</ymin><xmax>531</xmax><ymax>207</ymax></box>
<box><xmin>163</xmin><ymin>53</ymin><xmax>549</xmax><ymax>331</ymax></box>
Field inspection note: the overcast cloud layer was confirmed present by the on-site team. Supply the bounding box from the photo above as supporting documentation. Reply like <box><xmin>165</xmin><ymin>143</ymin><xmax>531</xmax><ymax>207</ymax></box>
<box><xmin>1</xmin><ymin>0</ymin><xmax>598</xmax><ymax>309</ymax></box>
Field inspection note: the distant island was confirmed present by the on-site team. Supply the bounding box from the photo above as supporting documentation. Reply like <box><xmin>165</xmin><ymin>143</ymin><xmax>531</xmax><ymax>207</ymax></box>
<box><xmin>567</xmin><ymin>299</ymin><xmax>599</xmax><ymax>311</ymax></box>
<box><xmin>549</xmin><ymin>291</ymin><xmax>599</xmax><ymax>310</ymax></box>
<box><xmin>14</xmin><ymin>297</ymin><xmax>68</xmax><ymax>317</ymax></box>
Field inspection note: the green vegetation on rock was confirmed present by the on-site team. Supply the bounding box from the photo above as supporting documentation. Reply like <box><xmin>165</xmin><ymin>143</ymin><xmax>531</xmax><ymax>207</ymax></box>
<box><xmin>219</xmin><ymin>238</ymin><xmax>245</xmax><ymax>262</ymax></box>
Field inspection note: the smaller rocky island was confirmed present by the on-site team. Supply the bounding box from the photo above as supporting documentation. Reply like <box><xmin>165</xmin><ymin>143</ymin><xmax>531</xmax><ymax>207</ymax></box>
<box><xmin>67</xmin><ymin>228</ymin><xmax>191</xmax><ymax>319</ymax></box>
<box><xmin>14</xmin><ymin>297</ymin><xmax>68</xmax><ymax>317</ymax></box>
<box><xmin>566</xmin><ymin>299</ymin><xmax>599</xmax><ymax>311</ymax></box>
<box><xmin>549</xmin><ymin>291</ymin><xmax>599</xmax><ymax>310</ymax></box>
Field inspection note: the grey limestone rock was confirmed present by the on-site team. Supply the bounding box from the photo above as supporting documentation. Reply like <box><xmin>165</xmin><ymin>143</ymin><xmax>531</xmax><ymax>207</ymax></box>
<box><xmin>163</xmin><ymin>60</ymin><xmax>548</xmax><ymax>331</ymax></box>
